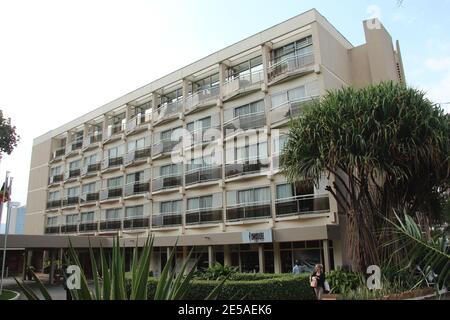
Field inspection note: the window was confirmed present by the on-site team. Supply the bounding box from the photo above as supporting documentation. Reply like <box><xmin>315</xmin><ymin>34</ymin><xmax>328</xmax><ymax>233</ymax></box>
<box><xmin>187</xmin><ymin>196</ymin><xmax>213</xmax><ymax>211</ymax></box>
<box><xmin>276</xmin><ymin>182</ymin><xmax>314</xmax><ymax>199</ymax></box>
<box><xmin>48</xmin><ymin>191</ymin><xmax>60</xmax><ymax>201</ymax></box>
<box><xmin>47</xmin><ymin>216</ymin><xmax>58</xmax><ymax>226</ymax></box>
<box><xmin>159</xmin><ymin>127</ymin><xmax>182</xmax><ymax>142</ymax></box>
<box><xmin>160</xmin><ymin>164</ymin><xmax>181</xmax><ymax>177</ymax></box>
<box><xmin>126</xmin><ymin>171</ymin><xmax>144</xmax><ymax>184</ymax></box>
<box><xmin>105</xmin><ymin>208</ymin><xmax>121</xmax><ymax>221</ymax></box>
<box><xmin>107</xmin><ymin>145</ymin><xmax>124</xmax><ymax>159</ymax></box>
<box><xmin>273</xmin><ymin>135</ymin><xmax>288</xmax><ymax>155</ymax></box>
<box><xmin>126</xmin><ymin>205</ymin><xmax>144</xmax><ymax>218</ymax></box>
<box><xmin>112</xmin><ymin>113</ymin><xmax>126</xmax><ymax>125</ymax></box>
<box><xmin>161</xmin><ymin>88</ymin><xmax>183</xmax><ymax>105</ymax></box>
<box><xmin>107</xmin><ymin>176</ymin><xmax>123</xmax><ymax>188</ymax></box>
<box><xmin>50</xmin><ymin>166</ymin><xmax>61</xmax><ymax>176</ymax></box>
<box><xmin>187</xmin><ymin>116</ymin><xmax>212</xmax><ymax>133</ymax></box>
<box><xmin>134</xmin><ymin>101</ymin><xmax>152</xmax><ymax>117</ymax></box>
<box><xmin>83</xmin><ymin>154</ymin><xmax>97</xmax><ymax>167</ymax></box>
<box><xmin>74</xmin><ymin>131</ymin><xmax>84</xmax><ymax>142</ymax></box>
<box><xmin>160</xmin><ymin>200</ymin><xmax>182</xmax><ymax>214</ymax></box>
<box><xmin>272</xmin><ymin>36</ymin><xmax>313</xmax><ymax>63</ymax></box>
<box><xmin>65</xmin><ymin>214</ymin><xmax>78</xmax><ymax>225</ymax></box>
<box><xmin>69</xmin><ymin>160</ymin><xmax>81</xmax><ymax>170</ymax></box>
<box><xmin>227</xmin><ymin>187</ymin><xmax>270</xmax><ymax>206</ymax></box>
<box><xmin>271</xmin><ymin>86</ymin><xmax>307</xmax><ymax>109</ymax></box>
<box><xmin>192</xmin><ymin>73</ymin><xmax>220</xmax><ymax>93</ymax></box>
<box><xmin>227</xmin><ymin>56</ymin><xmax>263</xmax><ymax>79</ymax></box>
<box><xmin>67</xmin><ymin>187</ymin><xmax>80</xmax><ymax>197</ymax></box>
<box><xmin>128</xmin><ymin>137</ymin><xmax>146</xmax><ymax>152</ymax></box>
<box><xmin>234</xmin><ymin>100</ymin><xmax>265</xmax><ymax>118</ymax></box>
<box><xmin>82</xmin><ymin>182</ymin><xmax>96</xmax><ymax>194</ymax></box>
<box><xmin>81</xmin><ymin>212</ymin><xmax>94</xmax><ymax>223</ymax></box>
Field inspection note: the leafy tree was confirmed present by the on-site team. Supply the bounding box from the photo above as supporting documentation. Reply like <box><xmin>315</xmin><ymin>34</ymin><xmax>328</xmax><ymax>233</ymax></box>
<box><xmin>0</xmin><ymin>110</ymin><xmax>19</xmax><ymax>156</ymax></box>
<box><xmin>281</xmin><ymin>82</ymin><xmax>450</xmax><ymax>272</ymax></box>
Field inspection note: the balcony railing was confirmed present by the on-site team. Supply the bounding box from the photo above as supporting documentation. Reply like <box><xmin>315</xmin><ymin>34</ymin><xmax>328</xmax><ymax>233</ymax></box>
<box><xmin>185</xmin><ymin>166</ymin><xmax>222</xmax><ymax>186</ymax></box>
<box><xmin>101</xmin><ymin>156</ymin><xmax>123</xmax><ymax>170</ymax></box>
<box><xmin>186</xmin><ymin>208</ymin><xmax>223</xmax><ymax>225</ymax></box>
<box><xmin>226</xmin><ymin>201</ymin><xmax>271</xmax><ymax>221</ymax></box>
<box><xmin>222</xmin><ymin>70</ymin><xmax>263</xmax><ymax>98</ymax></box>
<box><xmin>185</xmin><ymin>86</ymin><xmax>220</xmax><ymax>113</ymax></box>
<box><xmin>99</xmin><ymin>220</ymin><xmax>122</xmax><ymax>231</ymax></box>
<box><xmin>223</xmin><ymin>111</ymin><xmax>266</xmax><ymax>137</ymax></box>
<box><xmin>123</xmin><ymin>182</ymin><xmax>150</xmax><ymax>197</ymax></box>
<box><xmin>49</xmin><ymin>174</ymin><xmax>63</xmax><ymax>185</ymax></box>
<box><xmin>275</xmin><ymin>194</ymin><xmax>330</xmax><ymax>217</ymax></box>
<box><xmin>270</xmin><ymin>96</ymin><xmax>317</xmax><ymax>125</ymax></box>
<box><xmin>99</xmin><ymin>187</ymin><xmax>123</xmax><ymax>201</ymax></box>
<box><xmin>152</xmin><ymin>175</ymin><xmax>182</xmax><ymax>192</ymax></box>
<box><xmin>45</xmin><ymin>226</ymin><xmax>60</xmax><ymax>234</ymax></box>
<box><xmin>81</xmin><ymin>163</ymin><xmax>101</xmax><ymax>176</ymax></box>
<box><xmin>67</xmin><ymin>140</ymin><xmax>83</xmax><ymax>153</ymax></box>
<box><xmin>52</xmin><ymin>147</ymin><xmax>66</xmax><ymax>160</ymax></box>
<box><xmin>186</xmin><ymin>125</ymin><xmax>220</xmax><ymax>148</ymax></box>
<box><xmin>78</xmin><ymin>222</ymin><xmax>98</xmax><ymax>233</ymax></box>
<box><xmin>225</xmin><ymin>160</ymin><xmax>270</xmax><ymax>179</ymax></box>
<box><xmin>152</xmin><ymin>213</ymin><xmax>182</xmax><ymax>228</ymax></box>
<box><xmin>152</xmin><ymin>139</ymin><xmax>179</xmax><ymax>158</ymax></box>
<box><xmin>123</xmin><ymin>216</ymin><xmax>150</xmax><ymax>229</ymax></box>
<box><xmin>61</xmin><ymin>224</ymin><xmax>78</xmax><ymax>234</ymax></box>
<box><xmin>125</xmin><ymin>147</ymin><xmax>151</xmax><ymax>165</ymax></box>
<box><xmin>64</xmin><ymin>169</ymin><xmax>81</xmax><ymax>181</ymax></box>
<box><xmin>46</xmin><ymin>200</ymin><xmax>61</xmax><ymax>209</ymax></box>
<box><xmin>268</xmin><ymin>52</ymin><xmax>315</xmax><ymax>82</ymax></box>
<box><xmin>62</xmin><ymin>196</ymin><xmax>80</xmax><ymax>207</ymax></box>
<box><xmin>83</xmin><ymin>133</ymin><xmax>102</xmax><ymax>148</ymax></box>
<box><xmin>154</xmin><ymin>100</ymin><xmax>182</xmax><ymax>124</ymax></box>
<box><xmin>80</xmin><ymin>192</ymin><xmax>99</xmax><ymax>204</ymax></box>
<box><xmin>127</xmin><ymin>112</ymin><xmax>152</xmax><ymax>133</ymax></box>
<box><xmin>105</xmin><ymin>122</ymin><xmax>125</xmax><ymax>140</ymax></box>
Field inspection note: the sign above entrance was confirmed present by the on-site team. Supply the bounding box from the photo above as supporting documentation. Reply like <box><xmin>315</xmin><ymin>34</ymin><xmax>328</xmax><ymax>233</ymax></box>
<box><xmin>242</xmin><ymin>229</ymin><xmax>273</xmax><ymax>244</ymax></box>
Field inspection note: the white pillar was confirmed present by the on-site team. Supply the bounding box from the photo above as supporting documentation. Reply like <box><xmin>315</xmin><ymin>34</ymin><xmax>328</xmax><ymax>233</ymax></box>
<box><xmin>273</xmin><ymin>242</ymin><xmax>281</xmax><ymax>274</ymax></box>
<box><xmin>223</xmin><ymin>245</ymin><xmax>231</xmax><ymax>266</ymax></box>
<box><xmin>323</xmin><ymin>240</ymin><xmax>331</xmax><ymax>272</ymax></box>
<box><xmin>258</xmin><ymin>244</ymin><xmax>265</xmax><ymax>273</ymax></box>
<box><xmin>208</xmin><ymin>246</ymin><xmax>214</xmax><ymax>267</ymax></box>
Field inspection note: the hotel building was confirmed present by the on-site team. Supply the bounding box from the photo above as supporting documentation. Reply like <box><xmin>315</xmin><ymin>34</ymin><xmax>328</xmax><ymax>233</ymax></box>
<box><xmin>25</xmin><ymin>9</ymin><xmax>405</xmax><ymax>275</ymax></box>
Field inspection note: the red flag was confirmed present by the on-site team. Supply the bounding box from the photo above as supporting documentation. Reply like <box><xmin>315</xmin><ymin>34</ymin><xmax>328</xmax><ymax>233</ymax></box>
<box><xmin>0</xmin><ymin>182</ymin><xmax>10</xmax><ymax>203</ymax></box>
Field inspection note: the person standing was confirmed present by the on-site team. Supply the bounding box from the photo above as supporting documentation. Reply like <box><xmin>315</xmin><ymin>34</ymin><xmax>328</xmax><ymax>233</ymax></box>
<box><xmin>310</xmin><ymin>264</ymin><xmax>326</xmax><ymax>300</ymax></box>
<box><xmin>292</xmin><ymin>260</ymin><xmax>301</xmax><ymax>275</ymax></box>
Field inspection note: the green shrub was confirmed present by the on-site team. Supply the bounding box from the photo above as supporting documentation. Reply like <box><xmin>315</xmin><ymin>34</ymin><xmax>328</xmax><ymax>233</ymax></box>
<box><xmin>147</xmin><ymin>274</ymin><xmax>315</xmax><ymax>300</ymax></box>
<box><xmin>327</xmin><ymin>267</ymin><xmax>363</xmax><ymax>294</ymax></box>
<box><xmin>195</xmin><ymin>263</ymin><xmax>238</xmax><ymax>281</ymax></box>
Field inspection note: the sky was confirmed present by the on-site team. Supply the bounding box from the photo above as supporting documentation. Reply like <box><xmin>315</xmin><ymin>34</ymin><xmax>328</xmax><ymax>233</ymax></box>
<box><xmin>0</xmin><ymin>0</ymin><xmax>449</xmax><ymax>216</ymax></box>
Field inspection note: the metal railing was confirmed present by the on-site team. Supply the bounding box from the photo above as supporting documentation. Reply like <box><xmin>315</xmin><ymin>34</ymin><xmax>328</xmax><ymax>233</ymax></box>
<box><xmin>126</xmin><ymin>112</ymin><xmax>152</xmax><ymax>133</ymax></box>
<box><xmin>186</xmin><ymin>208</ymin><xmax>223</xmax><ymax>225</ymax></box>
<box><xmin>45</xmin><ymin>226</ymin><xmax>60</xmax><ymax>234</ymax></box>
<box><xmin>225</xmin><ymin>160</ymin><xmax>270</xmax><ymax>179</ymax></box>
<box><xmin>154</xmin><ymin>100</ymin><xmax>182</xmax><ymax>123</ymax></box>
<box><xmin>270</xmin><ymin>96</ymin><xmax>318</xmax><ymax>125</ymax></box>
<box><xmin>83</xmin><ymin>133</ymin><xmax>102</xmax><ymax>148</ymax></box>
<box><xmin>105</xmin><ymin>122</ymin><xmax>125</xmax><ymax>140</ymax></box>
<box><xmin>185</xmin><ymin>86</ymin><xmax>220</xmax><ymax>113</ymax></box>
<box><xmin>185</xmin><ymin>166</ymin><xmax>222</xmax><ymax>186</ymax></box>
<box><xmin>123</xmin><ymin>216</ymin><xmax>150</xmax><ymax>229</ymax></box>
<box><xmin>125</xmin><ymin>147</ymin><xmax>151</xmax><ymax>165</ymax></box>
<box><xmin>49</xmin><ymin>174</ymin><xmax>63</xmax><ymax>185</ymax></box>
<box><xmin>99</xmin><ymin>219</ymin><xmax>122</xmax><ymax>231</ymax></box>
<box><xmin>101</xmin><ymin>156</ymin><xmax>123</xmax><ymax>170</ymax></box>
<box><xmin>152</xmin><ymin>213</ymin><xmax>182</xmax><ymax>228</ymax></box>
<box><xmin>64</xmin><ymin>169</ymin><xmax>81</xmax><ymax>180</ymax></box>
<box><xmin>61</xmin><ymin>224</ymin><xmax>78</xmax><ymax>234</ymax></box>
<box><xmin>62</xmin><ymin>196</ymin><xmax>80</xmax><ymax>207</ymax></box>
<box><xmin>222</xmin><ymin>70</ymin><xmax>263</xmax><ymax>98</ymax></box>
<box><xmin>223</xmin><ymin>111</ymin><xmax>266</xmax><ymax>136</ymax></box>
<box><xmin>78</xmin><ymin>222</ymin><xmax>98</xmax><ymax>233</ymax></box>
<box><xmin>52</xmin><ymin>147</ymin><xmax>66</xmax><ymax>159</ymax></box>
<box><xmin>81</xmin><ymin>163</ymin><xmax>101</xmax><ymax>176</ymax></box>
<box><xmin>123</xmin><ymin>182</ymin><xmax>150</xmax><ymax>197</ymax></box>
<box><xmin>186</xmin><ymin>125</ymin><xmax>221</xmax><ymax>148</ymax></box>
<box><xmin>226</xmin><ymin>201</ymin><xmax>271</xmax><ymax>221</ymax></box>
<box><xmin>152</xmin><ymin>139</ymin><xmax>180</xmax><ymax>157</ymax></box>
<box><xmin>80</xmin><ymin>192</ymin><xmax>99</xmax><ymax>204</ymax></box>
<box><xmin>46</xmin><ymin>200</ymin><xmax>61</xmax><ymax>209</ymax></box>
<box><xmin>152</xmin><ymin>175</ymin><xmax>182</xmax><ymax>192</ymax></box>
<box><xmin>99</xmin><ymin>187</ymin><xmax>123</xmax><ymax>201</ymax></box>
<box><xmin>268</xmin><ymin>52</ymin><xmax>314</xmax><ymax>82</ymax></box>
<box><xmin>275</xmin><ymin>194</ymin><xmax>330</xmax><ymax>217</ymax></box>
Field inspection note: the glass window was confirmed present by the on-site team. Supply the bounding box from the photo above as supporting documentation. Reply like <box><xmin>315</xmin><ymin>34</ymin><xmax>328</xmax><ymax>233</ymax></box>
<box><xmin>276</xmin><ymin>184</ymin><xmax>294</xmax><ymax>199</ymax></box>
<box><xmin>83</xmin><ymin>154</ymin><xmax>97</xmax><ymax>166</ymax></box>
<box><xmin>126</xmin><ymin>171</ymin><xmax>144</xmax><ymax>184</ymax></box>
<box><xmin>81</xmin><ymin>212</ymin><xmax>94</xmax><ymax>223</ymax></box>
<box><xmin>67</xmin><ymin>187</ymin><xmax>80</xmax><ymax>197</ymax></box>
<box><xmin>69</xmin><ymin>160</ymin><xmax>81</xmax><ymax>170</ymax></box>
<box><xmin>49</xmin><ymin>191</ymin><xmax>60</xmax><ymax>201</ymax></box>
<box><xmin>187</xmin><ymin>196</ymin><xmax>213</xmax><ymax>210</ymax></box>
<box><xmin>273</xmin><ymin>135</ymin><xmax>288</xmax><ymax>155</ymax></box>
<box><xmin>237</xmin><ymin>187</ymin><xmax>270</xmax><ymax>204</ymax></box>
<box><xmin>47</xmin><ymin>216</ymin><xmax>58</xmax><ymax>226</ymax></box>
<box><xmin>128</xmin><ymin>137</ymin><xmax>145</xmax><ymax>152</ymax></box>
<box><xmin>82</xmin><ymin>183</ymin><xmax>96</xmax><ymax>194</ymax></box>
<box><xmin>234</xmin><ymin>100</ymin><xmax>264</xmax><ymax>118</ymax></box>
<box><xmin>66</xmin><ymin>214</ymin><xmax>78</xmax><ymax>225</ymax></box>
<box><xmin>126</xmin><ymin>205</ymin><xmax>144</xmax><ymax>218</ymax></box>
<box><xmin>107</xmin><ymin>176</ymin><xmax>123</xmax><ymax>188</ymax></box>
<box><xmin>288</xmin><ymin>86</ymin><xmax>306</xmax><ymax>102</ymax></box>
<box><xmin>106</xmin><ymin>208</ymin><xmax>121</xmax><ymax>220</ymax></box>
<box><xmin>160</xmin><ymin>200</ymin><xmax>182</xmax><ymax>214</ymax></box>
<box><xmin>50</xmin><ymin>166</ymin><xmax>61</xmax><ymax>176</ymax></box>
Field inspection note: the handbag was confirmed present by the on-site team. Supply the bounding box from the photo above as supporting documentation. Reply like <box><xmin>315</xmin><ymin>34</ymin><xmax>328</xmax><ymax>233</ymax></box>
<box><xmin>310</xmin><ymin>276</ymin><xmax>317</xmax><ymax>288</ymax></box>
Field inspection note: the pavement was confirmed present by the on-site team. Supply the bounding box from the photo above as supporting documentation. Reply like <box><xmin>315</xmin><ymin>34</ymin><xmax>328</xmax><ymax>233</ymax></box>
<box><xmin>1</xmin><ymin>276</ymin><xmax>69</xmax><ymax>300</ymax></box>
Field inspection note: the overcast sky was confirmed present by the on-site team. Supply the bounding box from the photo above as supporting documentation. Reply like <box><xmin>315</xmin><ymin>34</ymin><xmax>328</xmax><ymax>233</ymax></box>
<box><xmin>0</xmin><ymin>0</ymin><xmax>449</xmax><ymax>221</ymax></box>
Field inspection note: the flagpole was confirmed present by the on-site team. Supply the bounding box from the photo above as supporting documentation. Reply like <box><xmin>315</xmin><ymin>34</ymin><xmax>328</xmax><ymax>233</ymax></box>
<box><xmin>0</xmin><ymin>176</ymin><xmax>12</xmax><ymax>295</ymax></box>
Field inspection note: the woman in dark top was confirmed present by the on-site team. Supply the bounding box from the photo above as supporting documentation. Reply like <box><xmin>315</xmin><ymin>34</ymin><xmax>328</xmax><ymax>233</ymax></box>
<box><xmin>310</xmin><ymin>264</ymin><xmax>326</xmax><ymax>300</ymax></box>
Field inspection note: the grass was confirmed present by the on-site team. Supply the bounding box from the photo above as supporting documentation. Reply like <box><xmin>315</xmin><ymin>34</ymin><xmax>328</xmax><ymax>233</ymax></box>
<box><xmin>0</xmin><ymin>290</ymin><xmax>18</xmax><ymax>300</ymax></box>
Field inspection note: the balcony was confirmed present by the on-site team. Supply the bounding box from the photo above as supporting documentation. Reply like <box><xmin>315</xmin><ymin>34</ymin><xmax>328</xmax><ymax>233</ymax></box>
<box><xmin>62</xmin><ymin>196</ymin><xmax>80</xmax><ymax>207</ymax></box>
<box><xmin>123</xmin><ymin>182</ymin><xmax>150</xmax><ymax>198</ymax></box>
<box><xmin>99</xmin><ymin>187</ymin><xmax>123</xmax><ymax>202</ymax></box>
<box><xmin>126</xmin><ymin>112</ymin><xmax>152</xmax><ymax>134</ymax></box>
<box><xmin>49</xmin><ymin>174</ymin><xmax>63</xmax><ymax>185</ymax></box>
<box><xmin>222</xmin><ymin>70</ymin><xmax>263</xmax><ymax>101</ymax></box>
<box><xmin>186</xmin><ymin>126</ymin><xmax>220</xmax><ymax>149</ymax></box>
<box><xmin>268</xmin><ymin>52</ymin><xmax>315</xmax><ymax>84</ymax></box>
<box><xmin>99</xmin><ymin>220</ymin><xmax>122</xmax><ymax>231</ymax></box>
<box><xmin>225</xmin><ymin>161</ymin><xmax>270</xmax><ymax>179</ymax></box>
<box><xmin>83</xmin><ymin>133</ymin><xmax>102</xmax><ymax>150</ymax></box>
<box><xmin>46</xmin><ymin>200</ymin><xmax>61</xmax><ymax>210</ymax></box>
<box><xmin>101</xmin><ymin>156</ymin><xmax>123</xmax><ymax>172</ymax></box>
<box><xmin>275</xmin><ymin>194</ymin><xmax>330</xmax><ymax>218</ymax></box>
<box><xmin>226</xmin><ymin>201</ymin><xmax>271</xmax><ymax>222</ymax></box>
<box><xmin>185</xmin><ymin>166</ymin><xmax>222</xmax><ymax>187</ymax></box>
<box><xmin>270</xmin><ymin>96</ymin><xmax>317</xmax><ymax>127</ymax></box>
<box><xmin>186</xmin><ymin>208</ymin><xmax>223</xmax><ymax>225</ymax></box>
<box><xmin>151</xmin><ymin>213</ymin><xmax>182</xmax><ymax>228</ymax></box>
<box><xmin>64</xmin><ymin>169</ymin><xmax>81</xmax><ymax>181</ymax></box>
<box><xmin>152</xmin><ymin>139</ymin><xmax>179</xmax><ymax>159</ymax></box>
<box><xmin>125</xmin><ymin>147</ymin><xmax>151</xmax><ymax>166</ymax></box>
<box><xmin>78</xmin><ymin>222</ymin><xmax>98</xmax><ymax>233</ymax></box>
<box><xmin>104</xmin><ymin>122</ymin><xmax>125</xmax><ymax>142</ymax></box>
<box><xmin>223</xmin><ymin>112</ymin><xmax>266</xmax><ymax>137</ymax></box>
<box><xmin>80</xmin><ymin>192</ymin><xmax>99</xmax><ymax>205</ymax></box>
<box><xmin>52</xmin><ymin>147</ymin><xmax>66</xmax><ymax>161</ymax></box>
<box><xmin>152</xmin><ymin>175</ymin><xmax>182</xmax><ymax>192</ymax></box>
<box><xmin>123</xmin><ymin>216</ymin><xmax>150</xmax><ymax>230</ymax></box>
<box><xmin>66</xmin><ymin>140</ymin><xmax>83</xmax><ymax>156</ymax></box>
<box><xmin>154</xmin><ymin>100</ymin><xmax>182</xmax><ymax>125</ymax></box>
<box><xmin>61</xmin><ymin>224</ymin><xmax>78</xmax><ymax>234</ymax></box>
<box><xmin>185</xmin><ymin>86</ymin><xmax>219</xmax><ymax>114</ymax></box>
<box><xmin>81</xmin><ymin>163</ymin><xmax>101</xmax><ymax>177</ymax></box>
<box><xmin>45</xmin><ymin>226</ymin><xmax>60</xmax><ymax>234</ymax></box>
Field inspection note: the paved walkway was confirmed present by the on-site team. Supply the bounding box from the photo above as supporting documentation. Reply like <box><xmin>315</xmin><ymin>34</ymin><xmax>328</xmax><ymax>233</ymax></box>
<box><xmin>1</xmin><ymin>277</ymin><xmax>69</xmax><ymax>300</ymax></box>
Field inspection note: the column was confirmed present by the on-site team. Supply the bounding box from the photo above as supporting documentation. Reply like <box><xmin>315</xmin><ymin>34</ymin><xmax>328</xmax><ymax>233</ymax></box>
<box><xmin>258</xmin><ymin>244</ymin><xmax>265</xmax><ymax>274</ymax></box>
<box><xmin>208</xmin><ymin>246</ymin><xmax>214</xmax><ymax>267</ymax></box>
<box><xmin>322</xmin><ymin>240</ymin><xmax>331</xmax><ymax>272</ymax></box>
<box><xmin>260</xmin><ymin>43</ymin><xmax>272</xmax><ymax>91</ymax></box>
<box><xmin>273</xmin><ymin>242</ymin><xmax>282</xmax><ymax>274</ymax></box>
<box><xmin>49</xmin><ymin>250</ymin><xmax>56</xmax><ymax>285</ymax></box>
<box><xmin>22</xmin><ymin>249</ymin><xmax>29</xmax><ymax>281</ymax></box>
<box><xmin>223</xmin><ymin>245</ymin><xmax>231</xmax><ymax>267</ymax></box>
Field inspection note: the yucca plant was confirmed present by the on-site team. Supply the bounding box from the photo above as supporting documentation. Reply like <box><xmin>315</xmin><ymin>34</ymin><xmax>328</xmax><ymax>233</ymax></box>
<box><xmin>15</xmin><ymin>236</ymin><xmax>225</xmax><ymax>300</ymax></box>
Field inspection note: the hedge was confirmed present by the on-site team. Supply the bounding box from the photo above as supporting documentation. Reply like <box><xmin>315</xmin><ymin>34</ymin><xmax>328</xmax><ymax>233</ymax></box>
<box><xmin>146</xmin><ymin>274</ymin><xmax>315</xmax><ymax>300</ymax></box>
